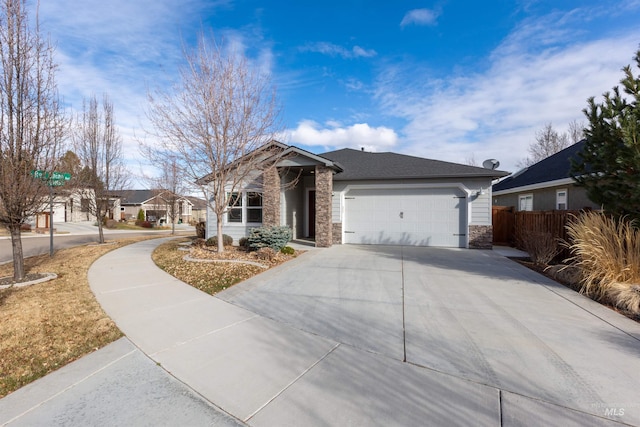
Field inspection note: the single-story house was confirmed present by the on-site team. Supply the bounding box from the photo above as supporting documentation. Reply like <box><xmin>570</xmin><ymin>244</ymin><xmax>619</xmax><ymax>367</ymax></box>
<box><xmin>493</xmin><ymin>140</ymin><xmax>601</xmax><ymax>211</ymax></box>
<box><xmin>119</xmin><ymin>189</ymin><xmax>194</xmax><ymax>224</ymax></box>
<box><xmin>33</xmin><ymin>188</ymin><xmax>105</xmax><ymax>229</ymax></box>
<box><xmin>184</xmin><ymin>195</ymin><xmax>207</xmax><ymax>224</ymax></box>
<box><xmin>205</xmin><ymin>141</ymin><xmax>509</xmax><ymax>248</ymax></box>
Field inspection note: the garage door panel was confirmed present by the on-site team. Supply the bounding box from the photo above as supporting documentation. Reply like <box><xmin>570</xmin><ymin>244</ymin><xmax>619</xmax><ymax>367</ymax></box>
<box><xmin>344</xmin><ymin>188</ymin><xmax>466</xmax><ymax>247</ymax></box>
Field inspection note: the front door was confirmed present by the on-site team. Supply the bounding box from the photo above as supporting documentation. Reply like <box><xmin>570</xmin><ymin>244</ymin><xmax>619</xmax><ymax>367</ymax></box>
<box><xmin>308</xmin><ymin>190</ymin><xmax>316</xmax><ymax>237</ymax></box>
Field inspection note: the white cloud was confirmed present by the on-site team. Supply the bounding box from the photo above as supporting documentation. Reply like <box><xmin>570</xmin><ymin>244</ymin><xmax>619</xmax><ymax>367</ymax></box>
<box><xmin>36</xmin><ymin>0</ymin><xmax>272</xmax><ymax>187</ymax></box>
<box><xmin>301</xmin><ymin>42</ymin><xmax>377</xmax><ymax>59</ymax></box>
<box><xmin>400</xmin><ymin>8</ymin><xmax>440</xmax><ymax>27</ymax></box>
<box><xmin>377</xmin><ymin>9</ymin><xmax>640</xmax><ymax>172</ymax></box>
<box><xmin>285</xmin><ymin>120</ymin><xmax>398</xmax><ymax>151</ymax></box>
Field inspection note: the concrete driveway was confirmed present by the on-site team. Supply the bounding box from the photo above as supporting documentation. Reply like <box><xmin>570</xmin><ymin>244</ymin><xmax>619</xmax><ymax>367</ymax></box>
<box><xmin>220</xmin><ymin>244</ymin><xmax>640</xmax><ymax>425</ymax></box>
<box><xmin>4</xmin><ymin>241</ymin><xmax>638</xmax><ymax>426</ymax></box>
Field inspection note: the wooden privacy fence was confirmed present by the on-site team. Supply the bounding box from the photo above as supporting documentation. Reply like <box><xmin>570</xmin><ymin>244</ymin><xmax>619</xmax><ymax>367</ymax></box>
<box><xmin>492</xmin><ymin>206</ymin><xmax>514</xmax><ymax>245</ymax></box>
<box><xmin>492</xmin><ymin>207</ymin><xmax>585</xmax><ymax>247</ymax></box>
<box><xmin>514</xmin><ymin>210</ymin><xmax>582</xmax><ymax>244</ymax></box>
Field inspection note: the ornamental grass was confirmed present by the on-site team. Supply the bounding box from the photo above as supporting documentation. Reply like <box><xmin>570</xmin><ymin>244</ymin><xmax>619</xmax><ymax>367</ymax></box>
<box><xmin>565</xmin><ymin>211</ymin><xmax>640</xmax><ymax>314</ymax></box>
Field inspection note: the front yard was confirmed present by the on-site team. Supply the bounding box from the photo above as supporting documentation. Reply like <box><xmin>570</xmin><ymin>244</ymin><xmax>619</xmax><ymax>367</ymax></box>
<box><xmin>152</xmin><ymin>238</ymin><xmax>301</xmax><ymax>295</ymax></box>
<box><xmin>0</xmin><ymin>235</ymin><xmax>300</xmax><ymax>398</ymax></box>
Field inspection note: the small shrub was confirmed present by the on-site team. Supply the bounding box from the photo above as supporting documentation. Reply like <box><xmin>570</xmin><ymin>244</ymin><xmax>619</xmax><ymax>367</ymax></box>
<box><xmin>137</xmin><ymin>209</ymin><xmax>145</xmax><ymax>221</ymax></box>
<box><xmin>205</xmin><ymin>235</ymin><xmax>233</xmax><ymax>247</ymax></box>
<box><xmin>239</xmin><ymin>237</ymin><xmax>249</xmax><ymax>248</ymax></box>
<box><xmin>515</xmin><ymin>230</ymin><xmax>560</xmax><ymax>266</ymax></box>
<box><xmin>20</xmin><ymin>223</ymin><xmax>31</xmax><ymax>232</ymax></box>
<box><xmin>255</xmin><ymin>247</ymin><xmax>276</xmax><ymax>261</ymax></box>
<box><xmin>247</xmin><ymin>226</ymin><xmax>292</xmax><ymax>251</ymax></box>
<box><xmin>140</xmin><ymin>221</ymin><xmax>152</xmax><ymax>228</ymax></box>
<box><xmin>195</xmin><ymin>221</ymin><xmax>206</xmax><ymax>239</ymax></box>
<box><xmin>105</xmin><ymin>219</ymin><xmax>118</xmax><ymax>229</ymax></box>
<box><xmin>280</xmin><ymin>246</ymin><xmax>295</xmax><ymax>255</ymax></box>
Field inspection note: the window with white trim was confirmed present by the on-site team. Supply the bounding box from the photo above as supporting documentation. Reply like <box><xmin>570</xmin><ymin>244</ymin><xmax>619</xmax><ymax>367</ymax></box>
<box><xmin>227</xmin><ymin>192</ymin><xmax>242</xmax><ymax>223</ymax></box>
<box><xmin>246</xmin><ymin>192</ymin><xmax>263</xmax><ymax>223</ymax></box>
<box><xmin>226</xmin><ymin>191</ymin><xmax>262</xmax><ymax>224</ymax></box>
<box><xmin>518</xmin><ymin>194</ymin><xmax>533</xmax><ymax>211</ymax></box>
<box><xmin>556</xmin><ymin>189</ymin><xmax>567</xmax><ymax>210</ymax></box>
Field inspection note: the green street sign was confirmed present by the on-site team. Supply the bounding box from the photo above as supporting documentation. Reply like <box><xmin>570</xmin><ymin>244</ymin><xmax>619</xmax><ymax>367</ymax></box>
<box><xmin>31</xmin><ymin>170</ymin><xmax>72</xmax><ymax>183</ymax></box>
<box><xmin>31</xmin><ymin>169</ymin><xmax>47</xmax><ymax>179</ymax></box>
<box><xmin>51</xmin><ymin>171</ymin><xmax>71</xmax><ymax>180</ymax></box>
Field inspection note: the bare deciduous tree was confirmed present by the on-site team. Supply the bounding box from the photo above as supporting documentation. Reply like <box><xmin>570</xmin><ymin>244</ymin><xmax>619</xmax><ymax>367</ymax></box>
<box><xmin>73</xmin><ymin>94</ymin><xmax>129</xmax><ymax>243</ymax></box>
<box><xmin>139</xmin><ymin>142</ymin><xmax>192</xmax><ymax>235</ymax></box>
<box><xmin>0</xmin><ymin>0</ymin><xmax>66</xmax><ymax>281</ymax></box>
<box><xmin>146</xmin><ymin>34</ymin><xmax>283</xmax><ymax>252</ymax></box>
<box><xmin>464</xmin><ymin>153</ymin><xmax>478</xmax><ymax>167</ymax></box>
<box><xmin>567</xmin><ymin>119</ymin><xmax>586</xmax><ymax>143</ymax></box>
<box><xmin>517</xmin><ymin>122</ymin><xmax>581</xmax><ymax>168</ymax></box>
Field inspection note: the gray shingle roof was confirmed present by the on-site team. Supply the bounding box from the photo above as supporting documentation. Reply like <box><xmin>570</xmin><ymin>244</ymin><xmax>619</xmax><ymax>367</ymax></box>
<box><xmin>184</xmin><ymin>195</ymin><xmax>207</xmax><ymax>209</ymax></box>
<box><xmin>319</xmin><ymin>148</ymin><xmax>509</xmax><ymax>181</ymax></box>
<box><xmin>493</xmin><ymin>140</ymin><xmax>586</xmax><ymax>192</ymax></box>
<box><xmin>119</xmin><ymin>189</ymin><xmax>163</xmax><ymax>205</ymax></box>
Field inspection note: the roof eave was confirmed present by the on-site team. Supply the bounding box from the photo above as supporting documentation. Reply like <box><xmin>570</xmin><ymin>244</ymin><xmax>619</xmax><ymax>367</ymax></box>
<box><xmin>492</xmin><ymin>177</ymin><xmax>576</xmax><ymax>195</ymax></box>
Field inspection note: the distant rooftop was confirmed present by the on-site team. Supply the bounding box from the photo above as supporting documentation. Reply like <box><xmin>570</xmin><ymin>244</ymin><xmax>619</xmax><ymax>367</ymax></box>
<box><xmin>493</xmin><ymin>140</ymin><xmax>586</xmax><ymax>192</ymax></box>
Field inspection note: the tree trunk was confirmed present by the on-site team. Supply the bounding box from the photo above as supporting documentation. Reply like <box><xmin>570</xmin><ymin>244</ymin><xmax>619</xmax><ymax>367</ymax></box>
<box><xmin>217</xmin><ymin>214</ymin><xmax>224</xmax><ymax>253</ymax></box>
<box><xmin>97</xmin><ymin>216</ymin><xmax>105</xmax><ymax>244</ymax></box>
<box><xmin>9</xmin><ymin>225</ymin><xmax>25</xmax><ymax>281</ymax></box>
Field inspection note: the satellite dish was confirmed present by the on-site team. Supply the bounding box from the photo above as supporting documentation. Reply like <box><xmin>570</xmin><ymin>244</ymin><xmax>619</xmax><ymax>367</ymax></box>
<box><xmin>482</xmin><ymin>159</ymin><xmax>500</xmax><ymax>170</ymax></box>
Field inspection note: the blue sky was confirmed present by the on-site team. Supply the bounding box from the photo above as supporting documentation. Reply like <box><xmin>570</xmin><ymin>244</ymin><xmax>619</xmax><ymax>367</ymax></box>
<box><xmin>36</xmin><ymin>0</ymin><xmax>640</xmax><ymax>180</ymax></box>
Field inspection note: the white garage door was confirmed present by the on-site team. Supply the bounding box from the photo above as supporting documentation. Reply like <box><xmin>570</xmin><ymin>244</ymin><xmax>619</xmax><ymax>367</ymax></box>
<box><xmin>343</xmin><ymin>187</ymin><xmax>467</xmax><ymax>247</ymax></box>
<box><xmin>52</xmin><ymin>202</ymin><xmax>66</xmax><ymax>224</ymax></box>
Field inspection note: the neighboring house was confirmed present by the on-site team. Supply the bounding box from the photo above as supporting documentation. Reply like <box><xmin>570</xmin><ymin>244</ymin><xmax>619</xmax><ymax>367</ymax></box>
<box><xmin>205</xmin><ymin>141</ymin><xmax>508</xmax><ymax>249</ymax></box>
<box><xmin>493</xmin><ymin>140</ymin><xmax>600</xmax><ymax>212</ymax></box>
<box><xmin>119</xmin><ymin>189</ymin><xmax>194</xmax><ymax>224</ymax></box>
<box><xmin>184</xmin><ymin>195</ymin><xmax>207</xmax><ymax>223</ymax></box>
<box><xmin>33</xmin><ymin>188</ymin><xmax>102</xmax><ymax>229</ymax></box>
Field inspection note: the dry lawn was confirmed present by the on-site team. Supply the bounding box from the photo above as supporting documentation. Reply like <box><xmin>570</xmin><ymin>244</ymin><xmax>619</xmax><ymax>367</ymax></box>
<box><xmin>1</xmin><ymin>236</ymin><xmax>301</xmax><ymax>398</ymax></box>
<box><xmin>0</xmin><ymin>236</ymin><xmax>162</xmax><ymax>398</ymax></box>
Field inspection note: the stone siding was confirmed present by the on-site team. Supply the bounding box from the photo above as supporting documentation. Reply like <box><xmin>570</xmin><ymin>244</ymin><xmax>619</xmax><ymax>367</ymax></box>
<box><xmin>332</xmin><ymin>222</ymin><xmax>342</xmax><ymax>245</ymax></box>
<box><xmin>315</xmin><ymin>166</ymin><xmax>333</xmax><ymax>247</ymax></box>
<box><xmin>469</xmin><ymin>225</ymin><xmax>493</xmax><ymax>249</ymax></box>
<box><xmin>262</xmin><ymin>167</ymin><xmax>280</xmax><ymax>227</ymax></box>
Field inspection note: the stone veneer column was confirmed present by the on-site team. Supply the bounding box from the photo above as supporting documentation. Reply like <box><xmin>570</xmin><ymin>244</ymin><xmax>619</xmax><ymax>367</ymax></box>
<box><xmin>332</xmin><ymin>222</ymin><xmax>342</xmax><ymax>244</ymax></box>
<box><xmin>468</xmin><ymin>225</ymin><xmax>493</xmax><ymax>249</ymax></box>
<box><xmin>262</xmin><ymin>167</ymin><xmax>280</xmax><ymax>227</ymax></box>
<box><xmin>315</xmin><ymin>165</ymin><xmax>333</xmax><ymax>247</ymax></box>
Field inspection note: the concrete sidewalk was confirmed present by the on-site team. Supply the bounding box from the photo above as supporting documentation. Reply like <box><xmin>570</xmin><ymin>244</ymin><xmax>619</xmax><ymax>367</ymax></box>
<box><xmin>2</xmin><ymin>239</ymin><xmax>637</xmax><ymax>426</ymax></box>
<box><xmin>0</xmin><ymin>338</ymin><xmax>243</xmax><ymax>426</ymax></box>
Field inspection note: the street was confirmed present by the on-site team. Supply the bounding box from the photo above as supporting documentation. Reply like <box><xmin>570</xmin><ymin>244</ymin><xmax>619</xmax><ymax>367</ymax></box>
<box><xmin>0</xmin><ymin>222</ymin><xmax>195</xmax><ymax>264</ymax></box>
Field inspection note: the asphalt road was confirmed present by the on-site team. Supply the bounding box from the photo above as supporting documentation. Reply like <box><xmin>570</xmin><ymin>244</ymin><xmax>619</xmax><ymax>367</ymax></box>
<box><xmin>0</xmin><ymin>231</ymin><xmax>188</xmax><ymax>264</ymax></box>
